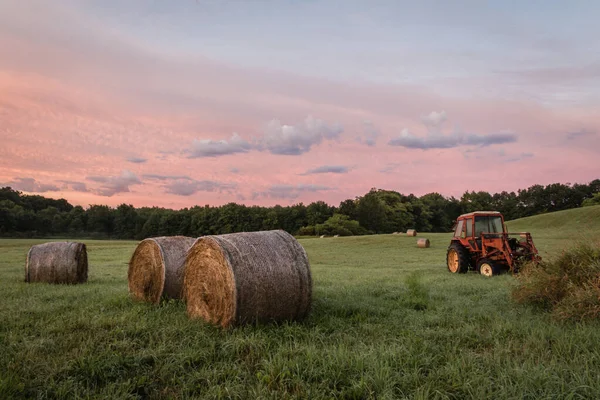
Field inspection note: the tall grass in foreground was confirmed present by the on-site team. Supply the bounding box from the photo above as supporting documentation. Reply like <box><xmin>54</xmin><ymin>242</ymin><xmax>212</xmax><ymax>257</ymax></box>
<box><xmin>3</xmin><ymin>224</ymin><xmax>600</xmax><ymax>398</ymax></box>
<box><xmin>513</xmin><ymin>242</ymin><xmax>600</xmax><ymax>322</ymax></box>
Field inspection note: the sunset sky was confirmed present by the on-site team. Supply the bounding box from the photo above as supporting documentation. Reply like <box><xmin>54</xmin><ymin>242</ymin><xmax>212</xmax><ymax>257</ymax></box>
<box><xmin>1</xmin><ymin>0</ymin><xmax>599</xmax><ymax>209</ymax></box>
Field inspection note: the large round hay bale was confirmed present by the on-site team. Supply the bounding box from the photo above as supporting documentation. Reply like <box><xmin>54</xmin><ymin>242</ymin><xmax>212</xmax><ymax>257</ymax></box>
<box><xmin>417</xmin><ymin>238</ymin><xmax>431</xmax><ymax>248</ymax></box>
<box><xmin>128</xmin><ymin>236</ymin><xmax>196</xmax><ymax>304</ymax></box>
<box><xmin>183</xmin><ymin>230</ymin><xmax>312</xmax><ymax>327</ymax></box>
<box><xmin>25</xmin><ymin>242</ymin><xmax>88</xmax><ymax>284</ymax></box>
<box><xmin>406</xmin><ymin>229</ymin><xmax>417</xmax><ymax>236</ymax></box>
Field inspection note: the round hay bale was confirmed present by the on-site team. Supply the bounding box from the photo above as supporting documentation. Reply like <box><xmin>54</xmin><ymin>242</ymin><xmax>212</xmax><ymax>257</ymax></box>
<box><xmin>417</xmin><ymin>238</ymin><xmax>431</xmax><ymax>248</ymax></box>
<box><xmin>25</xmin><ymin>242</ymin><xmax>87</xmax><ymax>284</ymax></box>
<box><xmin>406</xmin><ymin>229</ymin><xmax>417</xmax><ymax>236</ymax></box>
<box><xmin>183</xmin><ymin>230</ymin><xmax>312</xmax><ymax>327</ymax></box>
<box><xmin>128</xmin><ymin>236</ymin><xmax>196</xmax><ymax>304</ymax></box>
<box><xmin>333</xmin><ymin>234</ymin><xmax>340</xmax><ymax>238</ymax></box>
<box><xmin>320</xmin><ymin>235</ymin><xmax>326</xmax><ymax>238</ymax></box>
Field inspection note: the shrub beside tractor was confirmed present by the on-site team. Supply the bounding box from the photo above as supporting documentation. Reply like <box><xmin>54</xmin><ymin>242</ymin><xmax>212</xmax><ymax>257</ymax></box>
<box><xmin>446</xmin><ymin>211</ymin><xmax>541</xmax><ymax>277</ymax></box>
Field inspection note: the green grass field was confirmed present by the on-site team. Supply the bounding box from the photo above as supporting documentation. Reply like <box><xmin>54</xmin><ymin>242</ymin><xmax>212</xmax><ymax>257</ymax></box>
<box><xmin>2</xmin><ymin>206</ymin><xmax>600</xmax><ymax>399</ymax></box>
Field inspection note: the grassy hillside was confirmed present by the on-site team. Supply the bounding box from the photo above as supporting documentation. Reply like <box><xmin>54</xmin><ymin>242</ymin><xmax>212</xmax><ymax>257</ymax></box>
<box><xmin>506</xmin><ymin>205</ymin><xmax>600</xmax><ymax>258</ymax></box>
<box><xmin>507</xmin><ymin>205</ymin><xmax>600</xmax><ymax>238</ymax></box>
<box><xmin>1</xmin><ymin>209</ymin><xmax>600</xmax><ymax>398</ymax></box>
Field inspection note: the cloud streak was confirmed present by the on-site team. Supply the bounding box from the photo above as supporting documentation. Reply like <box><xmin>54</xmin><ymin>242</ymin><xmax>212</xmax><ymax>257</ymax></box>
<box><xmin>187</xmin><ymin>133</ymin><xmax>252</xmax><ymax>158</ymax></box>
<box><xmin>143</xmin><ymin>174</ymin><xmax>237</xmax><ymax>196</ymax></box>
<box><xmin>126</xmin><ymin>156</ymin><xmax>147</xmax><ymax>163</ymax></box>
<box><xmin>86</xmin><ymin>170</ymin><xmax>141</xmax><ymax>197</ymax></box>
<box><xmin>4</xmin><ymin>177</ymin><xmax>58</xmax><ymax>193</ymax></box>
<box><xmin>58</xmin><ymin>180</ymin><xmax>89</xmax><ymax>192</ymax></box>
<box><xmin>253</xmin><ymin>184</ymin><xmax>332</xmax><ymax>200</ymax></box>
<box><xmin>302</xmin><ymin>165</ymin><xmax>349</xmax><ymax>175</ymax></box>
<box><xmin>389</xmin><ymin>128</ymin><xmax>517</xmax><ymax>149</ymax></box>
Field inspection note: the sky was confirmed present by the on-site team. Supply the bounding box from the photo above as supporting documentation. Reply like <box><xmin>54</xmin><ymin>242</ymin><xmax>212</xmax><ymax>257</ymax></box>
<box><xmin>1</xmin><ymin>0</ymin><xmax>599</xmax><ymax>209</ymax></box>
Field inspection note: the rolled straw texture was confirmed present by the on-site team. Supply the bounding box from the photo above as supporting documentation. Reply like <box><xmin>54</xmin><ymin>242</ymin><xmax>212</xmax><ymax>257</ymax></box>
<box><xmin>417</xmin><ymin>238</ymin><xmax>431</xmax><ymax>248</ymax></box>
<box><xmin>128</xmin><ymin>236</ymin><xmax>196</xmax><ymax>304</ymax></box>
<box><xmin>183</xmin><ymin>230</ymin><xmax>312</xmax><ymax>327</ymax></box>
<box><xmin>25</xmin><ymin>242</ymin><xmax>88</xmax><ymax>284</ymax></box>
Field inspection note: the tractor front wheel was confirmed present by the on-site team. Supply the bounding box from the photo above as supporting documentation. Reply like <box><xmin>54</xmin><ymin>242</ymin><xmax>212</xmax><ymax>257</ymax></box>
<box><xmin>478</xmin><ymin>258</ymin><xmax>500</xmax><ymax>277</ymax></box>
<box><xmin>447</xmin><ymin>243</ymin><xmax>470</xmax><ymax>274</ymax></box>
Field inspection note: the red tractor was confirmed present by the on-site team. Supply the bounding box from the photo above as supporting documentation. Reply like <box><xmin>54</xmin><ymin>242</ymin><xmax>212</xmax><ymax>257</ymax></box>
<box><xmin>446</xmin><ymin>211</ymin><xmax>541</xmax><ymax>276</ymax></box>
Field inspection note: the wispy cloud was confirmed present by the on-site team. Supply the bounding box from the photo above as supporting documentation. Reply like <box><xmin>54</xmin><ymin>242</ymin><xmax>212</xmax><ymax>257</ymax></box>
<box><xmin>164</xmin><ymin>178</ymin><xmax>237</xmax><ymax>196</ymax></box>
<box><xmin>143</xmin><ymin>174</ymin><xmax>193</xmax><ymax>181</ymax></box>
<box><xmin>505</xmin><ymin>152</ymin><xmax>534</xmax><ymax>163</ymax></box>
<box><xmin>187</xmin><ymin>133</ymin><xmax>252</xmax><ymax>158</ymax></box>
<box><xmin>4</xmin><ymin>177</ymin><xmax>58</xmax><ymax>193</ymax></box>
<box><xmin>389</xmin><ymin>128</ymin><xmax>517</xmax><ymax>150</ymax></box>
<box><xmin>126</xmin><ymin>156</ymin><xmax>147</xmax><ymax>164</ymax></box>
<box><xmin>184</xmin><ymin>115</ymin><xmax>343</xmax><ymax>158</ymax></box>
<box><xmin>143</xmin><ymin>174</ymin><xmax>236</xmax><ymax>196</ymax></box>
<box><xmin>86</xmin><ymin>170</ymin><xmax>141</xmax><ymax>197</ymax></box>
<box><xmin>421</xmin><ymin>110</ymin><xmax>447</xmax><ymax>128</ymax></box>
<box><xmin>302</xmin><ymin>165</ymin><xmax>349</xmax><ymax>175</ymax></box>
<box><xmin>566</xmin><ymin>129</ymin><xmax>595</xmax><ymax>140</ymax></box>
<box><xmin>58</xmin><ymin>180</ymin><xmax>89</xmax><ymax>192</ymax></box>
<box><xmin>356</xmin><ymin>120</ymin><xmax>380</xmax><ymax>147</ymax></box>
<box><xmin>259</xmin><ymin>116</ymin><xmax>343</xmax><ymax>155</ymax></box>
<box><xmin>252</xmin><ymin>184</ymin><xmax>332</xmax><ymax>200</ymax></box>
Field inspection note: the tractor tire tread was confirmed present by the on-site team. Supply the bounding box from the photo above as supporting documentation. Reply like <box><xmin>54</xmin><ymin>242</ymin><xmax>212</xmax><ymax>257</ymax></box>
<box><xmin>447</xmin><ymin>242</ymin><xmax>470</xmax><ymax>274</ymax></box>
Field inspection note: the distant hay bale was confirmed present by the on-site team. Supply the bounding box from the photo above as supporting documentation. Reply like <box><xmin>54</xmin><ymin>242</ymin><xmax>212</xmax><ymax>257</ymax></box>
<box><xmin>406</xmin><ymin>229</ymin><xmax>417</xmax><ymax>236</ymax></box>
<box><xmin>334</xmin><ymin>234</ymin><xmax>340</xmax><ymax>237</ymax></box>
<box><xmin>183</xmin><ymin>230</ymin><xmax>312</xmax><ymax>328</ymax></box>
<box><xmin>417</xmin><ymin>238</ymin><xmax>431</xmax><ymax>248</ymax></box>
<box><xmin>25</xmin><ymin>242</ymin><xmax>88</xmax><ymax>284</ymax></box>
<box><xmin>128</xmin><ymin>236</ymin><xmax>196</xmax><ymax>304</ymax></box>
<box><xmin>320</xmin><ymin>235</ymin><xmax>326</xmax><ymax>238</ymax></box>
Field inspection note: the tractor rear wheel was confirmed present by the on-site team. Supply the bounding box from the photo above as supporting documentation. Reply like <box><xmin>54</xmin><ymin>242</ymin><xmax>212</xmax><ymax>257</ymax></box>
<box><xmin>447</xmin><ymin>243</ymin><xmax>470</xmax><ymax>274</ymax></box>
<box><xmin>478</xmin><ymin>258</ymin><xmax>500</xmax><ymax>277</ymax></box>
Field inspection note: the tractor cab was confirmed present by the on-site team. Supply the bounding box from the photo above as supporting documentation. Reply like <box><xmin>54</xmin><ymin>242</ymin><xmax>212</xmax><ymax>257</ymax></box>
<box><xmin>453</xmin><ymin>211</ymin><xmax>505</xmax><ymax>244</ymax></box>
<box><xmin>447</xmin><ymin>211</ymin><xmax>540</xmax><ymax>276</ymax></box>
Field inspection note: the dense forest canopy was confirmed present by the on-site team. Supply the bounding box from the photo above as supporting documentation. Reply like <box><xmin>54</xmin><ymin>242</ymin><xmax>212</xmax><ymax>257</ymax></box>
<box><xmin>1</xmin><ymin>179</ymin><xmax>599</xmax><ymax>239</ymax></box>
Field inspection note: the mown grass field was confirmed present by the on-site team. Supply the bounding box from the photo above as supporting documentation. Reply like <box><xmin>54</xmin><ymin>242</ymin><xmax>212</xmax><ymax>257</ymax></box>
<box><xmin>1</xmin><ymin>206</ymin><xmax>600</xmax><ymax>399</ymax></box>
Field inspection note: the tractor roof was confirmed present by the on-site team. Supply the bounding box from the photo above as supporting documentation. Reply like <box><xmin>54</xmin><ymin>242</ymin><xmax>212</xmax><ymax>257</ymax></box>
<box><xmin>457</xmin><ymin>211</ymin><xmax>502</xmax><ymax>219</ymax></box>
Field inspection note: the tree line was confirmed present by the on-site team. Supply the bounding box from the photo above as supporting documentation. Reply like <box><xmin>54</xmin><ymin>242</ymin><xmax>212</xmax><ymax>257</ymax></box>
<box><xmin>1</xmin><ymin>179</ymin><xmax>599</xmax><ymax>239</ymax></box>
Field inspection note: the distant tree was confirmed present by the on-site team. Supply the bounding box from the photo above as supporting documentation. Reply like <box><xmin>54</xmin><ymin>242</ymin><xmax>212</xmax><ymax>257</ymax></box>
<box><xmin>306</xmin><ymin>201</ymin><xmax>334</xmax><ymax>226</ymax></box>
<box><xmin>460</xmin><ymin>191</ymin><xmax>493</xmax><ymax>213</ymax></box>
<box><xmin>140</xmin><ymin>211</ymin><xmax>161</xmax><ymax>239</ymax></box>
<box><xmin>420</xmin><ymin>193</ymin><xmax>453</xmax><ymax>232</ymax></box>
<box><xmin>87</xmin><ymin>205</ymin><xmax>114</xmax><ymax>236</ymax></box>
<box><xmin>338</xmin><ymin>199</ymin><xmax>358</xmax><ymax>220</ymax></box>
<box><xmin>114</xmin><ymin>204</ymin><xmax>138</xmax><ymax>239</ymax></box>
<box><xmin>356</xmin><ymin>189</ymin><xmax>387</xmax><ymax>233</ymax></box>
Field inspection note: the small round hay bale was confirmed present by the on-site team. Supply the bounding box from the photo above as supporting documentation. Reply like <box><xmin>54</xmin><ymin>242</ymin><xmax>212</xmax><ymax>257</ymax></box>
<box><xmin>128</xmin><ymin>236</ymin><xmax>196</xmax><ymax>304</ymax></box>
<box><xmin>25</xmin><ymin>242</ymin><xmax>87</xmax><ymax>284</ymax></box>
<box><xmin>333</xmin><ymin>234</ymin><xmax>340</xmax><ymax>238</ymax></box>
<box><xmin>406</xmin><ymin>229</ymin><xmax>417</xmax><ymax>236</ymax></box>
<box><xmin>320</xmin><ymin>235</ymin><xmax>325</xmax><ymax>238</ymax></box>
<box><xmin>183</xmin><ymin>230</ymin><xmax>312</xmax><ymax>327</ymax></box>
<box><xmin>417</xmin><ymin>238</ymin><xmax>431</xmax><ymax>248</ymax></box>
